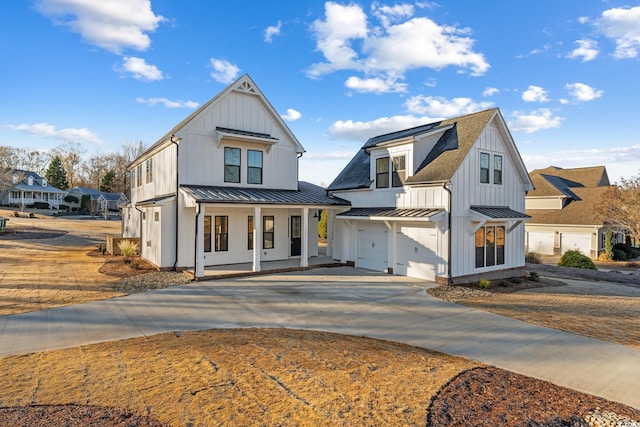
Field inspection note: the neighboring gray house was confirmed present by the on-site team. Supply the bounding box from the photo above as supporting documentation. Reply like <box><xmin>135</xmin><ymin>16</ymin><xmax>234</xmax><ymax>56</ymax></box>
<box><xmin>66</xmin><ymin>187</ymin><xmax>127</xmax><ymax>214</ymax></box>
<box><xmin>1</xmin><ymin>169</ymin><xmax>67</xmax><ymax>209</ymax></box>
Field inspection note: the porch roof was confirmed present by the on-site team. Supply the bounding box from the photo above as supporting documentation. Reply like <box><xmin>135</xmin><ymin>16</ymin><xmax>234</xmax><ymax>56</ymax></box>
<box><xmin>336</xmin><ymin>207</ymin><xmax>444</xmax><ymax>220</ymax></box>
<box><xmin>470</xmin><ymin>206</ymin><xmax>530</xmax><ymax>220</ymax></box>
<box><xmin>180</xmin><ymin>181</ymin><xmax>350</xmax><ymax>207</ymax></box>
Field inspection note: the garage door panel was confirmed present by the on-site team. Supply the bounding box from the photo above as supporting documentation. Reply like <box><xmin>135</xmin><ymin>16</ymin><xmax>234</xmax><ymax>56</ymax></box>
<box><xmin>528</xmin><ymin>232</ymin><xmax>554</xmax><ymax>255</ymax></box>
<box><xmin>357</xmin><ymin>223</ymin><xmax>388</xmax><ymax>272</ymax></box>
<box><xmin>561</xmin><ymin>233</ymin><xmax>591</xmax><ymax>255</ymax></box>
<box><xmin>397</xmin><ymin>226</ymin><xmax>437</xmax><ymax>281</ymax></box>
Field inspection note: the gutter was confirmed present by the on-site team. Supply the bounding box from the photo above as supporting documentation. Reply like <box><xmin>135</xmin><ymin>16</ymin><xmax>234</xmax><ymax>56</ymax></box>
<box><xmin>134</xmin><ymin>204</ymin><xmax>144</xmax><ymax>259</ymax></box>
<box><xmin>192</xmin><ymin>202</ymin><xmax>200</xmax><ymax>281</ymax></box>
<box><xmin>443</xmin><ymin>182</ymin><xmax>452</xmax><ymax>284</ymax></box>
<box><xmin>171</xmin><ymin>135</ymin><xmax>179</xmax><ymax>270</ymax></box>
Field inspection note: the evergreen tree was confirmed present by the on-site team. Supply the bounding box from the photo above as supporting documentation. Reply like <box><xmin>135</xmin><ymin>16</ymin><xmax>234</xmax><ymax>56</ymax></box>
<box><xmin>45</xmin><ymin>155</ymin><xmax>69</xmax><ymax>190</ymax></box>
<box><xmin>100</xmin><ymin>170</ymin><xmax>116</xmax><ymax>193</ymax></box>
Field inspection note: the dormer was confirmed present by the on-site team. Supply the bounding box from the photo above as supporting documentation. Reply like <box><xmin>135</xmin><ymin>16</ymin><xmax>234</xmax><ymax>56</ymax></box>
<box><xmin>42</xmin><ymin>178</ymin><xmax>48</xmax><ymax>187</ymax></box>
<box><xmin>27</xmin><ymin>176</ymin><xmax>34</xmax><ymax>186</ymax></box>
<box><xmin>12</xmin><ymin>174</ymin><xmax>19</xmax><ymax>184</ymax></box>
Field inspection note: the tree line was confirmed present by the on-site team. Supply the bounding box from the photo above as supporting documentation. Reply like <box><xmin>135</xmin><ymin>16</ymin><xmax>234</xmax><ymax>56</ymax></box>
<box><xmin>0</xmin><ymin>141</ymin><xmax>145</xmax><ymax>198</ymax></box>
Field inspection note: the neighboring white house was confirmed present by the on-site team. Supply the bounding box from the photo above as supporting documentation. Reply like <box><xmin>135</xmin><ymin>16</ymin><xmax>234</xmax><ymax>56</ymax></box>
<box><xmin>327</xmin><ymin>108</ymin><xmax>533</xmax><ymax>284</ymax></box>
<box><xmin>66</xmin><ymin>187</ymin><xmax>127</xmax><ymax>214</ymax></box>
<box><xmin>98</xmin><ymin>192</ymin><xmax>128</xmax><ymax>212</ymax></box>
<box><xmin>525</xmin><ymin>165</ymin><xmax>622</xmax><ymax>258</ymax></box>
<box><xmin>1</xmin><ymin>169</ymin><xmax>67</xmax><ymax>209</ymax></box>
<box><xmin>122</xmin><ymin>74</ymin><xmax>350</xmax><ymax>277</ymax></box>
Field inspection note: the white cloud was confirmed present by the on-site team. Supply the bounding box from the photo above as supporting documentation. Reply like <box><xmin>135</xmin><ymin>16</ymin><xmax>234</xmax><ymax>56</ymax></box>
<box><xmin>596</xmin><ymin>6</ymin><xmax>640</xmax><ymax>59</ymax></box>
<box><xmin>508</xmin><ymin>109</ymin><xmax>563</xmax><ymax>133</ymax></box>
<box><xmin>564</xmin><ymin>82</ymin><xmax>603</xmax><ymax>102</ymax></box>
<box><xmin>119</xmin><ymin>56</ymin><xmax>163</xmax><ymax>81</ymax></box>
<box><xmin>578</xmin><ymin>16</ymin><xmax>589</xmax><ymax>24</ymax></box>
<box><xmin>281</xmin><ymin>108</ymin><xmax>302</xmax><ymax>121</ymax></box>
<box><xmin>135</xmin><ymin>97</ymin><xmax>199</xmax><ymax>108</ymax></box>
<box><xmin>345</xmin><ymin>76</ymin><xmax>407</xmax><ymax>93</ymax></box>
<box><xmin>307</xmin><ymin>1</ymin><xmax>489</xmax><ymax>87</ymax></box>
<box><xmin>264</xmin><ymin>21</ymin><xmax>282</xmax><ymax>43</ymax></box>
<box><xmin>36</xmin><ymin>0</ymin><xmax>165</xmax><ymax>54</ymax></box>
<box><xmin>483</xmin><ymin>87</ymin><xmax>499</xmax><ymax>97</ymax></box>
<box><xmin>209</xmin><ymin>58</ymin><xmax>240</xmax><ymax>84</ymax></box>
<box><xmin>521</xmin><ymin>85</ymin><xmax>549</xmax><ymax>103</ymax></box>
<box><xmin>329</xmin><ymin>114</ymin><xmax>439</xmax><ymax>142</ymax></box>
<box><xmin>405</xmin><ymin>95</ymin><xmax>492</xmax><ymax>117</ymax></box>
<box><xmin>7</xmin><ymin>122</ymin><xmax>103</xmax><ymax>145</ymax></box>
<box><xmin>567</xmin><ymin>39</ymin><xmax>599</xmax><ymax>61</ymax></box>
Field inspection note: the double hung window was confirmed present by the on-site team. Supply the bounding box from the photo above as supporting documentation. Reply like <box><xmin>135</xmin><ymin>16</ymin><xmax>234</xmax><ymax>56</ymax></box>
<box><xmin>224</xmin><ymin>147</ymin><xmax>241</xmax><ymax>183</ymax></box>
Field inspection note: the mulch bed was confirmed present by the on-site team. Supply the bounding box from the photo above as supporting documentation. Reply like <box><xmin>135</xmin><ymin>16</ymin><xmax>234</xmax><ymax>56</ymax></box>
<box><xmin>0</xmin><ymin>405</ymin><xmax>165</xmax><ymax>427</ymax></box>
<box><xmin>0</xmin><ymin>227</ymin><xmax>66</xmax><ymax>240</ymax></box>
<box><xmin>427</xmin><ymin>367</ymin><xmax>640</xmax><ymax>426</ymax></box>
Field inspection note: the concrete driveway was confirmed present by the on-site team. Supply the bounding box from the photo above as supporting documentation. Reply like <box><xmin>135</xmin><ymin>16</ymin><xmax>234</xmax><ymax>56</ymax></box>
<box><xmin>0</xmin><ymin>266</ymin><xmax>638</xmax><ymax>410</ymax></box>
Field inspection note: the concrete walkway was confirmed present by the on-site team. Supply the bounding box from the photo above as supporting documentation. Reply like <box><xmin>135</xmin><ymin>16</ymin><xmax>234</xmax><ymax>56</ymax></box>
<box><xmin>0</xmin><ymin>266</ymin><xmax>638</xmax><ymax>410</ymax></box>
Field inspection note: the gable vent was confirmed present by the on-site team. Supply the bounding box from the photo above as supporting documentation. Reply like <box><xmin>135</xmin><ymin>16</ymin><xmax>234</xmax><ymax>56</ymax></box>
<box><xmin>235</xmin><ymin>81</ymin><xmax>257</xmax><ymax>94</ymax></box>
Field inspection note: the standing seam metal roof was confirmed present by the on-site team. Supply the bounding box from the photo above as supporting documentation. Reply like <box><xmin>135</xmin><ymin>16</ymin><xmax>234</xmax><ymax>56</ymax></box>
<box><xmin>336</xmin><ymin>207</ymin><xmax>443</xmax><ymax>218</ymax></box>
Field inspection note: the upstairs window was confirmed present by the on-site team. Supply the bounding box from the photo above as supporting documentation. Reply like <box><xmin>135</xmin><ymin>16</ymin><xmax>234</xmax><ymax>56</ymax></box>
<box><xmin>376</xmin><ymin>157</ymin><xmax>389</xmax><ymax>188</ymax></box>
<box><xmin>247</xmin><ymin>150</ymin><xmax>263</xmax><ymax>184</ymax></box>
<box><xmin>137</xmin><ymin>165</ymin><xmax>142</xmax><ymax>187</ymax></box>
<box><xmin>224</xmin><ymin>147</ymin><xmax>241</xmax><ymax>183</ymax></box>
<box><xmin>146</xmin><ymin>158</ymin><xmax>153</xmax><ymax>184</ymax></box>
<box><xmin>480</xmin><ymin>153</ymin><xmax>490</xmax><ymax>184</ymax></box>
<box><xmin>392</xmin><ymin>156</ymin><xmax>406</xmax><ymax>187</ymax></box>
<box><xmin>494</xmin><ymin>155</ymin><xmax>503</xmax><ymax>185</ymax></box>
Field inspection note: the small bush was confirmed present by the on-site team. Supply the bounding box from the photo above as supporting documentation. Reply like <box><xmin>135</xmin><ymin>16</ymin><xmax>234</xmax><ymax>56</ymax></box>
<box><xmin>510</xmin><ymin>277</ymin><xmax>523</xmax><ymax>284</ymax></box>
<box><xmin>478</xmin><ymin>279</ymin><xmax>491</xmax><ymax>289</ymax></box>
<box><xmin>525</xmin><ymin>252</ymin><xmax>541</xmax><ymax>264</ymax></box>
<box><xmin>117</xmin><ymin>239</ymin><xmax>140</xmax><ymax>259</ymax></box>
<box><xmin>612</xmin><ymin>249</ymin><xmax>627</xmax><ymax>261</ymax></box>
<box><xmin>527</xmin><ymin>271</ymin><xmax>539</xmax><ymax>282</ymax></box>
<box><xmin>558</xmin><ymin>250</ymin><xmax>597</xmax><ymax>270</ymax></box>
<box><xmin>33</xmin><ymin>201</ymin><xmax>50</xmax><ymax>209</ymax></box>
<box><xmin>497</xmin><ymin>280</ymin><xmax>511</xmax><ymax>287</ymax></box>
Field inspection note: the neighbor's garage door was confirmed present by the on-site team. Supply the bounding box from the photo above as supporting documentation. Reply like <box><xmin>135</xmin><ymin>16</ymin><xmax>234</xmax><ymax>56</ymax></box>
<box><xmin>561</xmin><ymin>233</ymin><xmax>591</xmax><ymax>255</ymax></box>
<box><xmin>357</xmin><ymin>222</ymin><xmax>388</xmax><ymax>272</ymax></box>
<box><xmin>396</xmin><ymin>226</ymin><xmax>437</xmax><ymax>281</ymax></box>
<box><xmin>528</xmin><ymin>232</ymin><xmax>554</xmax><ymax>255</ymax></box>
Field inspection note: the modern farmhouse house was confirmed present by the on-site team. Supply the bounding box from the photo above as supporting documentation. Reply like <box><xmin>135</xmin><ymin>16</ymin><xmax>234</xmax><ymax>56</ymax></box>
<box><xmin>1</xmin><ymin>169</ymin><xmax>67</xmax><ymax>210</ymax></box>
<box><xmin>525</xmin><ymin>165</ymin><xmax>622</xmax><ymax>258</ymax></box>
<box><xmin>122</xmin><ymin>75</ymin><xmax>349</xmax><ymax>277</ymax></box>
<box><xmin>327</xmin><ymin>108</ymin><xmax>533</xmax><ymax>284</ymax></box>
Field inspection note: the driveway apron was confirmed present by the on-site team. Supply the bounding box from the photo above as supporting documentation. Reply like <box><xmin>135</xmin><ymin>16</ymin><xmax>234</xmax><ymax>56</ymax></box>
<box><xmin>0</xmin><ymin>266</ymin><xmax>638</xmax><ymax>410</ymax></box>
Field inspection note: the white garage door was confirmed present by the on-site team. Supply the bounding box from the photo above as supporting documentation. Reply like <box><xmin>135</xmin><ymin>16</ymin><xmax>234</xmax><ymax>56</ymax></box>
<box><xmin>528</xmin><ymin>232</ymin><xmax>554</xmax><ymax>255</ymax></box>
<box><xmin>396</xmin><ymin>226</ymin><xmax>437</xmax><ymax>281</ymax></box>
<box><xmin>561</xmin><ymin>233</ymin><xmax>591</xmax><ymax>255</ymax></box>
<box><xmin>357</xmin><ymin>223</ymin><xmax>388</xmax><ymax>272</ymax></box>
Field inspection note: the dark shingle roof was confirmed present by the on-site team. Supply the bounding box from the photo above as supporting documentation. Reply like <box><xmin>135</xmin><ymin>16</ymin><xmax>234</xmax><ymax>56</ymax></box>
<box><xmin>180</xmin><ymin>181</ymin><xmax>350</xmax><ymax>206</ymax></box>
<box><xmin>526</xmin><ymin>186</ymin><xmax>614</xmax><ymax>226</ymax></box>
<box><xmin>528</xmin><ymin>166</ymin><xmax>610</xmax><ymax>197</ymax></box>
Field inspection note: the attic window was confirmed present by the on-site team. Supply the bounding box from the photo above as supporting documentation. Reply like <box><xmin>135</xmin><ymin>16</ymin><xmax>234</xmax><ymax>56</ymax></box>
<box><xmin>392</xmin><ymin>156</ymin><xmax>406</xmax><ymax>187</ymax></box>
<box><xmin>376</xmin><ymin>157</ymin><xmax>389</xmax><ymax>188</ymax></box>
<box><xmin>28</xmin><ymin>176</ymin><xmax>34</xmax><ymax>186</ymax></box>
<box><xmin>42</xmin><ymin>178</ymin><xmax>48</xmax><ymax>187</ymax></box>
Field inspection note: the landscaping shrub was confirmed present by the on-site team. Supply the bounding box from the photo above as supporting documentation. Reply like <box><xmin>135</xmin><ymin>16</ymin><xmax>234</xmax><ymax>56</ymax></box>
<box><xmin>117</xmin><ymin>239</ymin><xmax>140</xmax><ymax>262</ymax></box>
<box><xmin>478</xmin><ymin>279</ymin><xmax>491</xmax><ymax>289</ymax></box>
<box><xmin>557</xmin><ymin>250</ymin><xmax>597</xmax><ymax>270</ymax></box>
<box><xmin>525</xmin><ymin>252</ymin><xmax>541</xmax><ymax>264</ymax></box>
<box><xmin>510</xmin><ymin>277</ymin><xmax>523</xmax><ymax>284</ymax></box>
<box><xmin>497</xmin><ymin>280</ymin><xmax>510</xmax><ymax>287</ymax></box>
<box><xmin>527</xmin><ymin>271</ymin><xmax>539</xmax><ymax>282</ymax></box>
<box><xmin>614</xmin><ymin>243</ymin><xmax>636</xmax><ymax>259</ymax></box>
<box><xmin>33</xmin><ymin>201</ymin><xmax>50</xmax><ymax>209</ymax></box>
<box><xmin>612</xmin><ymin>249</ymin><xmax>627</xmax><ymax>261</ymax></box>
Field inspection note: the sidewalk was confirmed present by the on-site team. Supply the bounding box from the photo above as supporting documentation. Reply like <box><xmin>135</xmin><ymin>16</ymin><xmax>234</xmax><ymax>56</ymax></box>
<box><xmin>0</xmin><ymin>266</ymin><xmax>638</xmax><ymax>409</ymax></box>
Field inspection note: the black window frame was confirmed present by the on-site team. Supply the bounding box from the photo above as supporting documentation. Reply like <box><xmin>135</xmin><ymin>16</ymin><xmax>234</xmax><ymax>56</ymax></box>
<box><xmin>392</xmin><ymin>156</ymin><xmax>406</xmax><ymax>187</ymax></box>
<box><xmin>494</xmin><ymin>155</ymin><xmax>503</xmax><ymax>185</ymax></box>
<box><xmin>224</xmin><ymin>147</ymin><xmax>241</xmax><ymax>183</ymax></box>
<box><xmin>475</xmin><ymin>225</ymin><xmax>506</xmax><ymax>268</ymax></box>
<box><xmin>263</xmin><ymin>215</ymin><xmax>274</xmax><ymax>249</ymax></box>
<box><xmin>248</xmin><ymin>215</ymin><xmax>254</xmax><ymax>250</ymax></box>
<box><xmin>204</xmin><ymin>215</ymin><xmax>212</xmax><ymax>253</ymax></box>
<box><xmin>376</xmin><ymin>156</ymin><xmax>390</xmax><ymax>188</ymax></box>
<box><xmin>247</xmin><ymin>150</ymin><xmax>263</xmax><ymax>184</ymax></box>
<box><xmin>480</xmin><ymin>152</ymin><xmax>490</xmax><ymax>184</ymax></box>
<box><xmin>215</xmin><ymin>215</ymin><xmax>229</xmax><ymax>252</ymax></box>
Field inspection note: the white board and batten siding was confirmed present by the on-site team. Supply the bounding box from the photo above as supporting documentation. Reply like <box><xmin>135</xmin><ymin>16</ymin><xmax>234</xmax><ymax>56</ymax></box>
<box><xmin>449</xmin><ymin>123</ymin><xmax>528</xmax><ymax>277</ymax></box>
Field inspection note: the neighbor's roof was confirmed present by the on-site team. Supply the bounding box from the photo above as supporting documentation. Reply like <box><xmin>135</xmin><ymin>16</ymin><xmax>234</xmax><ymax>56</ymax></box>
<box><xmin>327</xmin><ymin>108</ymin><xmax>504</xmax><ymax>191</ymax></box>
<box><xmin>180</xmin><ymin>181</ymin><xmax>350</xmax><ymax>206</ymax></box>
<box><xmin>527</xmin><ymin>166</ymin><xmax>610</xmax><ymax>198</ymax></box>
<box><xmin>526</xmin><ymin>186</ymin><xmax>614</xmax><ymax>226</ymax></box>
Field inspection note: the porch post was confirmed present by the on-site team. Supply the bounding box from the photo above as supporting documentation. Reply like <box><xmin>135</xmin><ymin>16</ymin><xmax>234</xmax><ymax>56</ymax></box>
<box><xmin>301</xmin><ymin>207</ymin><xmax>309</xmax><ymax>267</ymax></box>
<box><xmin>390</xmin><ymin>221</ymin><xmax>397</xmax><ymax>275</ymax></box>
<box><xmin>326</xmin><ymin>209</ymin><xmax>333</xmax><ymax>257</ymax></box>
<box><xmin>253</xmin><ymin>206</ymin><xmax>261</xmax><ymax>272</ymax></box>
<box><xmin>195</xmin><ymin>205</ymin><xmax>205</xmax><ymax>278</ymax></box>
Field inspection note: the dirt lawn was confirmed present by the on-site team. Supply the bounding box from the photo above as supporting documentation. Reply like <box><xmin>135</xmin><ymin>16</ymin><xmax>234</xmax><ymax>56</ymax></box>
<box><xmin>1</xmin><ymin>210</ymin><xmax>640</xmax><ymax>425</ymax></box>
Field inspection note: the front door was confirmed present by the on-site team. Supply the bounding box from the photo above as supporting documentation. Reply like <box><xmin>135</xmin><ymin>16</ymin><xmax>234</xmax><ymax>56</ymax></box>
<box><xmin>291</xmin><ymin>216</ymin><xmax>301</xmax><ymax>256</ymax></box>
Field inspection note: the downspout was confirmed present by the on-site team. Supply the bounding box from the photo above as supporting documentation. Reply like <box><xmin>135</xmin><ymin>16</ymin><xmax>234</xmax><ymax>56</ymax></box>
<box><xmin>192</xmin><ymin>202</ymin><xmax>200</xmax><ymax>280</ymax></box>
<box><xmin>443</xmin><ymin>182</ymin><xmax>452</xmax><ymax>284</ymax></box>
<box><xmin>134</xmin><ymin>204</ymin><xmax>143</xmax><ymax>260</ymax></box>
<box><xmin>171</xmin><ymin>135</ymin><xmax>179</xmax><ymax>270</ymax></box>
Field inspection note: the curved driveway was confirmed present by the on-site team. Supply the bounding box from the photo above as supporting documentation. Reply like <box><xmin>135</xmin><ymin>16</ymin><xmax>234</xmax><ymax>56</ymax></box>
<box><xmin>0</xmin><ymin>266</ymin><xmax>638</xmax><ymax>409</ymax></box>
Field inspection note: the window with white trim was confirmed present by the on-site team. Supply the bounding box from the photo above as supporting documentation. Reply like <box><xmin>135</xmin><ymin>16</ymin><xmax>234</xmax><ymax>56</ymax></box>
<box><xmin>475</xmin><ymin>225</ymin><xmax>505</xmax><ymax>268</ymax></box>
<box><xmin>376</xmin><ymin>157</ymin><xmax>389</xmax><ymax>188</ymax></box>
<box><xmin>480</xmin><ymin>152</ymin><xmax>490</xmax><ymax>184</ymax></box>
<box><xmin>392</xmin><ymin>156</ymin><xmax>406</xmax><ymax>187</ymax></box>
<box><xmin>263</xmin><ymin>216</ymin><xmax>274</xmax><ymax>249</ymax></box>
<box><xmin>494</xmin><ymin>155</ymin><xmax>503</xmax><ymax>185</ymax></box>
<box><xmin>215</xmin><ymin>216</ymin><xmax>229</xmax><ymax>251</ymax></box>
<box><xmin>224</xmin><ymin>147</ymin><xmax>241</xmax><ymax>183</ymax></box>
<box><xmin>480</xmin><ymin>152</ymin><xmax>503</xmax><ymax>185</ymax></box>
<box><xmin>247</xmin><ymin>150</ymin><xmax>263</xmax><ymax>184</ymax></box>
<box><xmin>146</xmin><ymin>158</ymin><xmax>153</xmax><ymax>183</ymax></box>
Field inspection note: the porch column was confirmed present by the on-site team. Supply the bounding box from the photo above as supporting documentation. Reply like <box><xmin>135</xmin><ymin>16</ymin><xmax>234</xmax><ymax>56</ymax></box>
<box><xmin>253</xmin><ymin>206</ymin><xmax>261</xmax><ymax>272</ymax></box>
<box><xmin>326</xmin><ymin>209</ymin><xmax>334</xmax><ymax>257</ymax></box>
<box><xmin>390</xmin><ymin>221</ymin><xmax>397</xmax><ymax>275</ymax></box>
<box><xmin>195</xmin><ymin>205</ymin><xmax>205</xmax><ymax>278</ymax></box>
<box><xmin>301</xmin><ymin>207</ymin><xmax>309</xmax><ymax>267</ymax></box>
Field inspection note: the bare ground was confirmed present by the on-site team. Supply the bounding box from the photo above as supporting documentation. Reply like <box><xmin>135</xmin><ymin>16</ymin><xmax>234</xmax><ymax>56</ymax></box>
<box><xmin>1</xmin><ymin>213</ymin><xmax>640</xmax><ymax>425</ymax></box>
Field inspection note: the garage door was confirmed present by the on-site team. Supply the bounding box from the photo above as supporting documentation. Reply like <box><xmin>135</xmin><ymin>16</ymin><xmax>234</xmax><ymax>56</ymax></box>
<box><xmin>528</xmin><ymin>232</ymin><xmax>554</xmax><ymax>255</ymax></box>
<box><xmin>357</xmin><ymin>223</ymin><xmax>388</xmax><ymax>272</ymax></box>
<box><xmin>396</xmin><ymin>226</ymin><xmax>437</xmax><ymax>281</ymax></box>
<box><xmin>561</xmin><ymin>233</ymin><xmax>591</xmax><ymax>255</ymax></box>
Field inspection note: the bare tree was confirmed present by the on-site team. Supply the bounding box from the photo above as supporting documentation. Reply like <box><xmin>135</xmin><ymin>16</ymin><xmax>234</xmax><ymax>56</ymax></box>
<box><xmin>51</xmin><ymin>142</ymin><xmax>86</xmax><ymax>188</ymax></box>
<box><xmin>603</xmin><ymin>173</ymin><xmax>640</xmax><ymax>244</ymax></box>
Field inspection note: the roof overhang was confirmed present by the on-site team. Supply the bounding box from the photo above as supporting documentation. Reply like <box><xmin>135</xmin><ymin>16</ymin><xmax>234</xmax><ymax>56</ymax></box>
<box><xmin>336</xmin><ymin>207</ymin><xmax>448</xmax><ymax>230</ymax></box>
<box><xmin>136</xmin><ymin>194</ymin><xmax>176</xmax><ymax>207</ymax></box>
<box><xmin>469</xmin><ymin>206</ymin><xmax>530</xmax><ymax>234</ymax></box>
<box><xmin>215</xmin><ymin>127</ymin><xmax>279</xmax><ymax>152</ymax></box>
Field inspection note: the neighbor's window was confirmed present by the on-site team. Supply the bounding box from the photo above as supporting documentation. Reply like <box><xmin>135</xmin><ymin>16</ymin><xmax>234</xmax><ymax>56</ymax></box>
<box><xmin>224</xmin><ymin>147</ymin><xmax>241</xmax><ymax>183</ymax></box>
<box><xmin>248</xmin><ymin>216</ymin><xmax>254</xmax><ymax>250</ymax></box>
<box><xmin>204</xmin><ymin>216</ymin><xmax>212</xmax><ymax>253</ymax></box>
<box><xmin>247</xmin><ymin>150</ymin><xmax>263</xmax><ymax>184</ymax></box>
<box><xmin>475</xmin><ymin>225</ymin><xmax>505</xmax><ymax>268</ymax></box>
<box><xmin>480</xmin><ymin>152</ymin><xmax>490</xmax><ymax>184</ymax></box>
<box><xmin>215</xmin><ymin>216</ymin><xmax>229</xmax><ymax>251</ymax></box>
<box><xmin>154</xmin><ymin>212</ymin><xmax>159</xmax><ymax>221</ymax></box>
<box><xmin>263</xmin><ymin>215</ymin><xmax>274</xmax><ymax>249</ymax></box>
<box><xmin>376</xmin><ymin>157</ymin><xmax>390</xmax><ymax>188</ymax></box>
<box><xmin>392</xmin><ymin>156</ymin><xmax>406</xmax><ymax>187</ymax></box>
<box><xmin>494</xmin><ymin>155</ymin><xmax>503</xmax><ymax>185</ymax></box>
<box><xmin>137</xmin><ymin>165</ymin><xmax>142</xmax><ymax>187</ymax></box>
<box><xmin>146</xmin><ymin>158</ymin><xmax>153</xmax><ymax>183</ymax></box>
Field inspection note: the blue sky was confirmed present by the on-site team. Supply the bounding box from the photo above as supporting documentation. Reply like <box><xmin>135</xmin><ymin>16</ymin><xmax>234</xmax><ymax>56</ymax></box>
<box><xmin>1</xmin><ymin>1</ymin><xmax>639</xmax><ymax>185</ymax></box>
